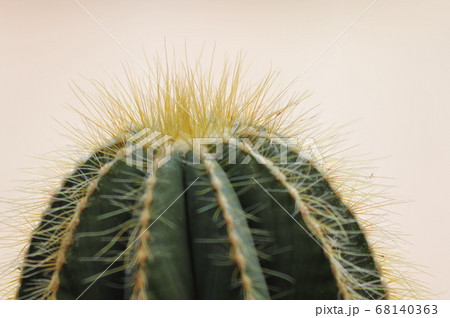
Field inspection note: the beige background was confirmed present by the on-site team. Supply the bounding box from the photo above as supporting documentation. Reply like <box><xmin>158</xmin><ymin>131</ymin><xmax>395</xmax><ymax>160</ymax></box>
<box><xmin>1</xmin><ymin>0</ymin><xmax>449</xmax><ymax>298</ymax></box>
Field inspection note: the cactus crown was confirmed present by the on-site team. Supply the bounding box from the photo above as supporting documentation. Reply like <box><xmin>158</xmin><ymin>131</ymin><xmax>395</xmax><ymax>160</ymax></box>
<box><xmin>6</xmin><ymin>54</ymin><xmax>416</xmax><ymax>300</ymax></box>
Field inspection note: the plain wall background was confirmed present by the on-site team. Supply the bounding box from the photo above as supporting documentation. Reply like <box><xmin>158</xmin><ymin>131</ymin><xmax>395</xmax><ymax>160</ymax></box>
<box><xmin>1</xmin><ymin>0</ymin><xmax>449</xmax><ymax>298</ymax></box>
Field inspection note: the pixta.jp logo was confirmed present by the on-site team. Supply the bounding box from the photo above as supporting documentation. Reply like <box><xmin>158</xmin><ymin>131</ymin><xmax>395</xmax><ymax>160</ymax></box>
<box><xmin>124</xmin><ymin>129</ymin><xmax>324</xmax><ymax>174</ymax></box>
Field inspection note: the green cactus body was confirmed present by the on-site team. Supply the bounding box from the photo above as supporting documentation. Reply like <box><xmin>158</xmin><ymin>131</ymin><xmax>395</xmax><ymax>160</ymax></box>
<box><xmin>16</xmin><ymin>58</ymin><xmax>388</xmax><ymax>300</ymax></box>
<box><xmin>18</xmin><ymin>137</ymin><xmax>386</xmax><ymax>299</ymax></box>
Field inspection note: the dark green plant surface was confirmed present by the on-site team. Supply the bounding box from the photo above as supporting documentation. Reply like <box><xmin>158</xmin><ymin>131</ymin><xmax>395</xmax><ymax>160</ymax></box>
<box><xmin>18</xmin><ymin>138</ymin><xmax>386</xmax><ymax>300</ymax></box>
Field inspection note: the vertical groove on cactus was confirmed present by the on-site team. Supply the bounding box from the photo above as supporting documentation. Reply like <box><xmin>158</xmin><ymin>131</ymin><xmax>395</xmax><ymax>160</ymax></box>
<box><xmin>125</xmin><ymin>151</ymin><xmax>195</xmax><ymax>300</ymax></box>
<box><xmin>230</xmin><ymin>136</ymin><xmax>386</xmax><ymax>299</ymax></box>
<box><xmin>56</xmin><ymin>152</ymin><xmax>145</xmax><ymax>299</ymax></box>
<box><xmin>220</xmin><ymin>143</ymin><xmax>340</xmax><ymax>299</ymax></box>
<box><xmin>17</xmin><ymin>146</ymin><xmax>121</xmax><ymax>299</ymax></box>
<box><xmin>8</xmin><ymin>54</ymin><xmax>415</xmax><ymax>300</ymax></box>
<box><xmin>126</xmin><ymin>169</ymin><xmax>157</xmax><ymax>300</ymax></box>
<box><xmin>184</xmin><ymin>151</ymin><xmax>245</xmax><ymax>299</ymax></box>
<box><xmin>184</xmin><ymin>150</ymin><xmax>266</xmax><ymax>300</ymax></box>
<box><xmin>47</xmin><ymin>156</ymin><xmax>120</xmax><ymax>299</ymax></box>
<box><xmin>202</xmin><ymin>151</ymin><xmax>270</xmax><ymax>300</ymax></box>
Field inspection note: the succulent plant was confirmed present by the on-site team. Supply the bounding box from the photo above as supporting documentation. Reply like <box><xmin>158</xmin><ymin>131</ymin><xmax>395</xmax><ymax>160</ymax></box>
<box><xmin>15</xmin><ymin>57</ymin><xmax>391</xmax><ymax>300</ymax></box>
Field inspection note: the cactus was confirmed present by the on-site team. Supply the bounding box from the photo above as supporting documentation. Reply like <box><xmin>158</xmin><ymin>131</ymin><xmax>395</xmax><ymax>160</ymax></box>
<box><xmin>16</xmin><ymin>57</ymin><xmax>389</xmax><ymax>300</ymax></box>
